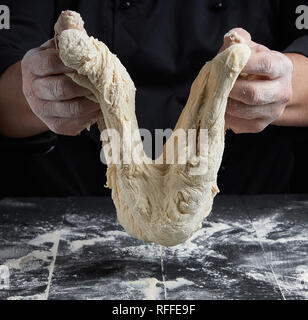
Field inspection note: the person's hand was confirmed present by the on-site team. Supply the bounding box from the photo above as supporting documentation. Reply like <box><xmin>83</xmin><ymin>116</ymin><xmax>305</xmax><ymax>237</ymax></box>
<box><xmin>221</xmin><ymin>28</ymin><xmax>294</xmax><ymax>134</ymax></box>
<box><xmin>21</xmin><ymin>39</ymin><xmax>101</xmax><ymax>136</ymax></box>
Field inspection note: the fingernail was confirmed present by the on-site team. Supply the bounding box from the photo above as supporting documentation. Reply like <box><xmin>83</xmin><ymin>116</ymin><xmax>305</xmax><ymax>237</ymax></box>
<box><xmin>85</xmin><ymin>118</ymin><xmax>98</xmax><ymax>131</ymax></box>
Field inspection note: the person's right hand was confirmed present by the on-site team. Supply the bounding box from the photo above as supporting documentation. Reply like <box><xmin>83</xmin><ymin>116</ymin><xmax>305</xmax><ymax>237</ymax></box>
<box><xmin>21</xmin><ymin>39</ymin><xmax>101</xmax><ymax>136</ymax></box>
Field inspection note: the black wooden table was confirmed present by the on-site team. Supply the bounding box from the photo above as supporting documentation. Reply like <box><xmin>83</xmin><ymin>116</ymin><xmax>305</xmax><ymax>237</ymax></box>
<box><xmin>0</xmin><ymin>195</ymin><xmax>307</xmax><ymax>300</ymax></box>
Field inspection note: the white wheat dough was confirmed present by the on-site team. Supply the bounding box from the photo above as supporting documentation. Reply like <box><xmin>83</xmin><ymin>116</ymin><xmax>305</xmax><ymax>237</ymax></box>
<box><xmin>55</xmin><ymin>11</ymin><xmax>251</xmax><ymax>246</ymax></box>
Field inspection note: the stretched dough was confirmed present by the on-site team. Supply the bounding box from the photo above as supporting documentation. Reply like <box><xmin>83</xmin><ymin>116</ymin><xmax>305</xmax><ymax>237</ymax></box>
<box><xmin>55</xmin><ymin>11</ymin><xmax>251</xmax><ymax>246</ymax></box>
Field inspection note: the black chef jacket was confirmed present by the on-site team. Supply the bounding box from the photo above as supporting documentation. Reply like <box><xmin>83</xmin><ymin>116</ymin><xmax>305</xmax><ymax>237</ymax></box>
<box><xmin>0</xmin><ymin>0</ymin><xmax>308</xmax><ymax>197</ymax></box>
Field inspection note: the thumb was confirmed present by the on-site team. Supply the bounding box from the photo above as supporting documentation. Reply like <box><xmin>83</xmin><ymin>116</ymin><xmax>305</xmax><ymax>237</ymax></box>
<box><xmin>40</xmin><ymin>38</ymin><xmax>56</xmax><ymax>50</ymax></box>
<box><xmin>219</xmin><ymin>28</ymin><xmax>251</xmax><ymax>52</ymax></box>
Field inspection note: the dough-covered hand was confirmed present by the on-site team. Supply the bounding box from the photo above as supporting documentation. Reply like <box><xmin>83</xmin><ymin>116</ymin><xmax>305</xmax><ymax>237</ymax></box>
<box><xmin>21</xmin><ymin>39</ymin><xmax>101</xmax><ymax>136</ymax></box>
<box><xmin>222</xmin><ymin>28</ymin><xmax>293</xmax><ymax>134</ymax></box>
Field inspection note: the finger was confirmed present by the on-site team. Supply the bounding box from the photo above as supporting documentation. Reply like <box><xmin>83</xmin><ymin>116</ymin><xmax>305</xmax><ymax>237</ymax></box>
<box><xmin>55</xmin><ymin>10</ymin><xmax>87</xmax><ymax>35</ymax></box>
<box><xmin>33</xmin><ymin>75</ymin><xmax>92</xmax><ymax>101</ymax></box>
<box><xmin>229</xmin><ymin>28</ymin><xmax>252</xmax><ymax>42</ymax></box>
<box><xmin>225</xmin><ymin>113</ymin><xmax>270</xmax><ymax>134</ymax></box>
<box><xmin>242</xmin><ymin>51</ymin><xmax>291</xmax><ymax>79</ymax></box>
<box><xmin>229</xmin><ymin>78</ymin><xmax>283</xmax><ymax>105</ymax></box>
<box><xmin>40</xmin><ymin>39</ymin><xmax>56</xmax><ymax>50</ymax></box>
<box><xmin>226</xmin><ymin>98</ymin><xmax>285</xmax><ymax>121</ymax></box>
<box><xmin>40</xmin><ymin>98</ymin><xmax>101</xmax><ymax>118</ymax></box>
<box><xmin>220</xmin><ymin>28</ymin><xmax>252</xmax><ymax>52</ymax></box>
<box><xmin>29</xmin><ymin>49</ymin><xmax>73</xmax><ymax>76</ymax></box>
<box><xmin>48</xmin><ymin>112</ymin><xmax>101</xmax><ymax>136</ymax></box>
<box><xmin>251</xmin><ymin>43</ymin><xmax>271</xmax><ymax>53</ymax></box>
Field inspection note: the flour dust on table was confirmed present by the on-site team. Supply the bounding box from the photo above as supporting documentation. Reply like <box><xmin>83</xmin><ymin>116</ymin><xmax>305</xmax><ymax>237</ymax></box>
<box><xmin>1</xmin><ymin>196</ymin><xmax>307</xmax><ymax>300</ymax></box>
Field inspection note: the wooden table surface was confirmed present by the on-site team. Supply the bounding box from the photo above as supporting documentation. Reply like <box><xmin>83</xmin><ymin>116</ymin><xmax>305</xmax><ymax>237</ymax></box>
<box><xmin>0</xmin><ymin>195</ymin><xmax>307</xmax><ymax>300</ymax></box>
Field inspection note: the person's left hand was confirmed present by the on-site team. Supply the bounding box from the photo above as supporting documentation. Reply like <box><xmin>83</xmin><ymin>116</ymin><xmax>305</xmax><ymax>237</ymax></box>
<box><xmin>221</xmin><ymin>28</ymin><xmax>294</xmax><ymax>134</ymax></box>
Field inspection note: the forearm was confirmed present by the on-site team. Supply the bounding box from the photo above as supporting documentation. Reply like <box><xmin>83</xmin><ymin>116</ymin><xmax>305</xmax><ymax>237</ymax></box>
<box><xmin>274</xmin><ymin>53</ymin><xmax>308</xmax><ymax>127</ymax></box>
<box><xmin>0</xmin><ymin>62</ymin><xmax>48</xmax><ymax>138</ymax></box>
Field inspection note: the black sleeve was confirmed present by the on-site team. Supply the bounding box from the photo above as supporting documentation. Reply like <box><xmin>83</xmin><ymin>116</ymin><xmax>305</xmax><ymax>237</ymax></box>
<box><xmin>272</xmin><ymin>0</ymin><xmax>308</xmax><ymax>57</ymax></box>
<box><xmin>0</xmin><ymin>1</ymin><xmax>58</xmax><ymax>153</ymax></box>
<box><xmin>0</xmin><ymin>0</ymin><xmax>57</xmax><ymax>75</ymax></box>
<box><xmin>284</xmin><ymin>35</ymin><xmax>308</xmax><ymax>57</ymax></box>
<box><xmin>0</xmin><ymin>132</ymin><xmax>58</xmax><ymax>155</ymax></box>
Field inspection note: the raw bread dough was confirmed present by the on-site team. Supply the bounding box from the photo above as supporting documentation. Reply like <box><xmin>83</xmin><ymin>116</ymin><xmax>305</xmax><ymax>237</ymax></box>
<box><xmin>55</xmin><ymin>11</ymin><xmax>251</xmax><ymax>246</ymax></box>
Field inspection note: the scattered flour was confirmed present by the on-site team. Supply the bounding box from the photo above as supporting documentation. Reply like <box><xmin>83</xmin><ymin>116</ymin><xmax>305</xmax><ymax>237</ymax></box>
<box><xmin>28</xmin><ymin>229</ymin><xmax>71</xmax><ymax>246</ymax></box>
<box><xmin>245</xmin><ymin>265</ymin><xmax>308</xmax><ymax>299</ymax></box>
<box><xmin>246</xmin><ymin>271</ymin><xmax>271</xmax><ymax>282</ymax></box>
<box><xmin>70</xmin><ymin>236</ymin><xmax>116</xmax><ymax>252</ymax></box>
<box><xmin>122</xmin><ymin>222</ymin><xmax>233</xmax><ymax>259</ymax></box>
<box><xmin>240</xmin><ymin>213</ymin><xmax>307</xmax><ymax>245</ymax></box>
<box><xmin>7</xmin><ymin>293</ymin><xmax>47</xmax><ymax>301</ymax></box>
<box><xmin>252</xmin><ymin>215</ymin><xmax>281</xmax><ymax>240</ymax></box>
<box><xmin>7</xmin><ymin>229</ymin><xmax>67</xmax><ymax>300</ymax></box>
<box><xmin>5</xmin><ymin>250</ymin><xmax>51</xmax><ymax>269</ymax></box>
<box><xmin>104</xmin><ymin>230</ymin><xmax>129</xmax><ymax>238</ymax></box>
<box><xmin>124</xmin><ymin>277</ymin><xmax>194</xmax><ymax>300</ymax></box>
<box><xmin>202</xmin><ymin>222</ymin><xmax>232</xmax><ymax>238</ymax></box>
<box><xmin>295</xmin><ymin>265</ymin><xmax>308</xmax><ymax>294</ymax></box>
